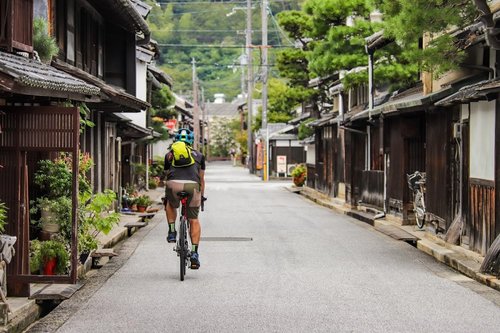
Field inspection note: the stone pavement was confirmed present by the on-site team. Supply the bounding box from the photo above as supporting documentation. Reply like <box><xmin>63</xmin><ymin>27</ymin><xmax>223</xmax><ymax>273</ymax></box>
<box><xmin>0</xmin><ymin>188</ymin><xmax>165</xmax><ymax>333</ymax></box>
<box><xmin>293</xmin><ymin>185</ymin><xmax>500</xmax><ymax>293</ymax></box>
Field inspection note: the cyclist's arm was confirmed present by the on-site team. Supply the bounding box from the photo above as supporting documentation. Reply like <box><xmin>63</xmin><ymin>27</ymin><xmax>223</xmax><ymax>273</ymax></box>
<box><xmin>200</xmin><ymin>155</ymin><xmax>206</xmax><ymax>197</ymax></box>
<box><xmin>200</xmin><ymin>170</ymin><xmax>205</xmax><ymax>197</ymax></box>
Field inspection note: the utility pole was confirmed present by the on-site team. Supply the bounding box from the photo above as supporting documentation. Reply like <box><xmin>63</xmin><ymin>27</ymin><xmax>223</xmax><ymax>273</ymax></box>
<box><xmin>192</xmin><ymin>58</ymin><xmax>200</xmax><ymax>151</ymax></box>
<box><xmin>201</xmin><ymin>86</ymin><xmax>208</xmax><ymax>158</ymax></box>
<box><xmin>246</xmin><ymin>0</ymin><xmax>253</xmax><ymax>172</ymax></box>
<box><xmin>262</xmin><ymin>0</ymin><xmax>269</xmax><ymax>181</ymax></box>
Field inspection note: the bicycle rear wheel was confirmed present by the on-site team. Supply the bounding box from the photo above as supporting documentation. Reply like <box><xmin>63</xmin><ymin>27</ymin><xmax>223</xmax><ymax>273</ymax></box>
<box><xmin>179</xmin><ymin>218</ymin><xmax>187</xmax><ymax>281</ymax></box>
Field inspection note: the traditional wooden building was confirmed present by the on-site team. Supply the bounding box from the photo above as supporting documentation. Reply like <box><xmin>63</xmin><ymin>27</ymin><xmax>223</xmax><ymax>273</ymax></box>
<box><xmin>0</xmin><ymin>0</ymin><xmax>157</xmax><ymax>296</ymax></box>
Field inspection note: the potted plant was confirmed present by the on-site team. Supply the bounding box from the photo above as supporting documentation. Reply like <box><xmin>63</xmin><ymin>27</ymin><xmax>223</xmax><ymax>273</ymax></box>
<box><xmin>291</xmin><ymin>164</ymin><xmax>307</xmax><ymax>187</ymax></box>
<box><xmin>32</xmin><ymin>196</ymin><xmax>71</xmax><ymax>235</ymax></box>
<box><xmin>31</xmin><ymin>239</ymin><xmax>69</xmax><ymax>275</ymax></box>
<box><xmin>135</xmin><ymin>195</ymin><xmax>152</xmax><ymax>213</ymax></box>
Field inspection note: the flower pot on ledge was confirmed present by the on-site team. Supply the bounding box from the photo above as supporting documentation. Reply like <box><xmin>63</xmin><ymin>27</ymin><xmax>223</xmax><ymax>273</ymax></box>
<box><xmin>293</xmin><ymin>174</ymin><xmax>305</xmax><ymax>187</ymax></box>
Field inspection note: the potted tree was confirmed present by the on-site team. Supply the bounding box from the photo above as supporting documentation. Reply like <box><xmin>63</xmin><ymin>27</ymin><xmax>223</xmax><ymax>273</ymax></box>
<box><xmin>291</xmin><ymin>164</ymin><xmax>307</xmax><ymax>187</ymax></box>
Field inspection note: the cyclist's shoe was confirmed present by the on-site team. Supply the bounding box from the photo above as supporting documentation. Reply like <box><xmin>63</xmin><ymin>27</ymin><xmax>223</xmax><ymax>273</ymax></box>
<box><xmin>190</xmin><ymin>252</ymin><xmax>200</xmax><ymax>269</ymax></box>
<box><xmin>166</xmin><ymin>231</ymin><xmax>177</xmax><ymax>243</ymax></box>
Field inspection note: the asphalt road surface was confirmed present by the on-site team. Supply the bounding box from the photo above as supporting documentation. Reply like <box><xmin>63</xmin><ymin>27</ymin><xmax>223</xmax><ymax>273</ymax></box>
<box><xmin>31</xmin><ymin>162</ymin><xmax>500</xmax><ymax>332</ymax></box>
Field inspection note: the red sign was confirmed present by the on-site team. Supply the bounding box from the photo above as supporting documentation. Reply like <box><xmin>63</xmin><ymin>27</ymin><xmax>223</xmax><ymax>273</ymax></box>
<box><xmin>164</xmin><ymin>119</ymin><xmax>177</xmax><ymax>131</ymax></box>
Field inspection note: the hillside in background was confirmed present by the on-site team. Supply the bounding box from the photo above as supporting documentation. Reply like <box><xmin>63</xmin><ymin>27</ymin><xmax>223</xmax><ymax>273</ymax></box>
<box><xmin>145</xmin><ymin>0</ymin><xmax>301</xmax><ymax>102</ymax></box>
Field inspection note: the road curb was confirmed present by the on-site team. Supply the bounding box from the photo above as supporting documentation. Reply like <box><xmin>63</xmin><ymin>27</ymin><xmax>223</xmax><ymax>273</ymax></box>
<box><xmin>292</xmin><ymin>185</ymin><xmax>500</xmax><ymax>293</ymax></box>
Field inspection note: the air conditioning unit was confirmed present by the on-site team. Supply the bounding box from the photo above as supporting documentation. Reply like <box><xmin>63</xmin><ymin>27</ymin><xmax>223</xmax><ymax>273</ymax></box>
<box><xmin>287</xmin><ymin>164</ymin><xmax>297</xmax><ymax>176</ymax></box>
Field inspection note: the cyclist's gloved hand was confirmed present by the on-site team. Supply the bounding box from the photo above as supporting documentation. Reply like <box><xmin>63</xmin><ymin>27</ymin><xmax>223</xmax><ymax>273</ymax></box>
<box><xmin>202</xmin><ymin>196</ymin><xmax>207</xmax><ymax>202</ymax></box>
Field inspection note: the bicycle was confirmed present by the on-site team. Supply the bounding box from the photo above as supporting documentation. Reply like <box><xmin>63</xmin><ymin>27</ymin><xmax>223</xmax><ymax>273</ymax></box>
<box><xmin>173</xmin><ymin>192</ymin><xmax>206</xmax><ymax>281</ymax></box>
<box><xmin>407</xmin><ymin>171</ymin><xmax>426</xmax><ymax>229</ymax></box>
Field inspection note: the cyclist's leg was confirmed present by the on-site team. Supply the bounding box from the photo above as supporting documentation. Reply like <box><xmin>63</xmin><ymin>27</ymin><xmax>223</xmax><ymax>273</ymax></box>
<box><xmin>185</xmin><ymin>183</ymin><xmax>202</xmax><ymax>268</ymax></box>
<box><xmin>165</xmin><ymin>181</ymin><xmax>182</xmax><ymax>241</ymax></box>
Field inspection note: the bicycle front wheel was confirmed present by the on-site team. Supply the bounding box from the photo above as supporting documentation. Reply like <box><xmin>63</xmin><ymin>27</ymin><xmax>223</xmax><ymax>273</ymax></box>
<box><xmin>414</xmin><ymin>193</ymin><xmax>425</xmax><ymax>229</ymax></box>
<box><xmin>179</xmin><ymin>218</ymin><xmax>187</xmax><ymax>281</ymax></box>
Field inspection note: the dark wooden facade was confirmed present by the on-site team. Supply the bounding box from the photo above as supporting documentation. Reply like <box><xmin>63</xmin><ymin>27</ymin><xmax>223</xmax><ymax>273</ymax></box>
<box><xmin>312</xmin><ymin>124</ymin><xmax>343</xmax><ymax>198</ymax></box>
<box><xmin>0</xmin><ymin>0</ymin><xmax>33</xmax><ymax>53</ymax></box>
<box><xmin>425</xmin><ymin>108</ymin><xmax>458</xmax><ymax>231</ymax></box>
<box><xmin>0</xmin><ymin>107</ymin><xmax>80</xmax><ymax>296</ymax></box>
<box><xmin>53</xmin><ymin>0</ymin><xmax>136</xmax><ymax>94</ymax></box>
<box><xmin>385</xmin><ymin>114</ymin><xmax>426</xmax><ymax>221</ymax></box>
<box><xmin>345</xmin><ymin>127</ymin><xmax>366</xmax><ymax>206</ymax></box>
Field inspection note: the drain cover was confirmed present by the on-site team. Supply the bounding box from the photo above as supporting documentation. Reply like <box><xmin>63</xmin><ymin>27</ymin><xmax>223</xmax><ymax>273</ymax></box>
<box><xmin>201</xmin><ymin>237</ymin><xmax>253</xmax><ymax>242</ymax></box>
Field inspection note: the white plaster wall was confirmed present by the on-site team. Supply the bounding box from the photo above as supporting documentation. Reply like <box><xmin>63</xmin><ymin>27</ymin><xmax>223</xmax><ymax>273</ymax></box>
<box><xmin>152</xmin><ymin>139</ymin><xmax>173</xmax><ymax>159</ymax></box>
<box><xmin>126</xmin><ymin>60</ymin><xmax>148</xmax><ymax>128</ymax></box>
<box><xmin>306</xmin><ymin>144</ymin><xmax>315</xmax><ymax>164</ymax></box>
<box><xmin>470</xmin><ymin>100</ymin><xmax>496</xmax><ymax>180</ymax></box>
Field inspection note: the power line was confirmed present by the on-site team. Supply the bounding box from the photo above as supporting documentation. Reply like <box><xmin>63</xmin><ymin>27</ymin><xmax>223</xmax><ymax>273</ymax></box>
<box><xmin>158</xmin><ymin>43</ymin><xmax>293</xmax><ymax>48</ymax></box>
<box><xmin>163</xmin><ymin>61</ymin><xmax>278</xmax><ymax>67</ymax></box>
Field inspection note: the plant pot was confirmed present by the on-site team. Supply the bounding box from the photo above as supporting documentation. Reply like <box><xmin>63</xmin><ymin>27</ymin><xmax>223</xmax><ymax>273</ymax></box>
<box><xmin>42</xmin><ymin>222</ymin><xmax>60</xmax><ymax>233</ymax></box>
<box><xmin>137</xmin><ymin>205</ymin><xmax>147</xmax><ymax>213</ymax></box>
<box><xmin>293</xmin><ymin>174</ymin><xmax>305</xmax><ymax>187</ymax></box>
<box><xmin>43</xmin><ymin>258</ymin><xmax>57</xmax><ymax>275</ymax></box>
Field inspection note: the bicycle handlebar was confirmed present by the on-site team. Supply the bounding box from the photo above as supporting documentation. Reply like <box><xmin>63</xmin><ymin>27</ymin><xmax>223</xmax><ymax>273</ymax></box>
<box><xmin>201</xmin><ymin>196</ymin><xmax>207</xmax><ymax>212</ymax></box>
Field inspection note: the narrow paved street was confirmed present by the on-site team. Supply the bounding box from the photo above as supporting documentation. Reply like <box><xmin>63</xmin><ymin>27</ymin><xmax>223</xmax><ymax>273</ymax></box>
<box><xmin>39</xmin><ymin>162</ymin><xmax>500</xmax><ymax>332</ymax></box>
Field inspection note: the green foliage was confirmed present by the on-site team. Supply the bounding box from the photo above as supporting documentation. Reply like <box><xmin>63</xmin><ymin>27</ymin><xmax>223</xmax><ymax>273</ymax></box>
<box><xmin>146</xmin><ymin>0</ymin><xmax>299</xmax><ymax>101</ymax></box>
<box><xmin>79</xmin><ymin>190</ymin><xmax>120</xmax><ymax>236</ymax></box>
<box><xmin>34</xmin><ymin>159</ymin><xmax>73</xmax><ymax>199</ymax></box>
<box><xmin>79</xmin><ymin>103</ymin><xmax>95</xmax><ymax>131</ymax></box>
<box><xmin>33</xmin><ymin>18</ymin><xmax>59</xmax><ymax>63</ymax></box>
<box><xmin>149</xmin><ymin>156</ymin><xmax>165</xmax><ymax>178</ymax></box>
<box><xmin>151</xmin><ymin>86</ymin><xmax>175</xmax><ymax>112</ymax></box>
<box><xmin>298</xmin><ymin>119</ymin><xmax>314</xmax><ymax>140</ymax></box>
<box><xmin>135</xmin><ymin>195</ymin><xmax>153</xmax><ymax>207</ymax></box>
<box><xmin>374</xmin><ymin>0</ymin><xmax>478</xmax><ymax>76</ymax></box>
<box><xmin>277</xmin><ymin>0</ymin><xmax>421</xmax><ymax>96</ymax></box>
<box><xmin>209</xmin><ymin>117</ymin><xmax>238</xmax><ymax>157</ymax></box>
<box><xmin>291</xmin><ymin>163</ymin><xmax>306</xmax><ymax>178</ymax></box>
<box><xmin>0</xmin><ymin>200</ymin><xmax>7</xmax><ymax>234</ymax></box>
<box><xmin>30</xmin><ymin>239</ymin><xmax>69</xmax><ymax>275</ymax></box>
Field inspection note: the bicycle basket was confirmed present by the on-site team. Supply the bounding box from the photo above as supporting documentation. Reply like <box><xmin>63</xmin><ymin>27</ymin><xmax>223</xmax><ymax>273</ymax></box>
<box><xmin>407</xmin><ymin>172</ymin><xmax>422</xmax><ymax>191</ymax></box>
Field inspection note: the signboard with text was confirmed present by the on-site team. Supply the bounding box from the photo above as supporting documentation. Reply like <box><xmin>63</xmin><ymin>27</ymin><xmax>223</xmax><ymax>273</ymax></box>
<box><xmin>277</xmin><ymin>155</ymin><xmax>287</xmax><ymax>174</ymax></box>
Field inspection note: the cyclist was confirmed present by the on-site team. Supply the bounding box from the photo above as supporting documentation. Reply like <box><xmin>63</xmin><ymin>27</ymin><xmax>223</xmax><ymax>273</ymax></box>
<box><xmin>164</xmin><ymin>128</ymin><xmax>205</xmax><ymax>269</ymax></box>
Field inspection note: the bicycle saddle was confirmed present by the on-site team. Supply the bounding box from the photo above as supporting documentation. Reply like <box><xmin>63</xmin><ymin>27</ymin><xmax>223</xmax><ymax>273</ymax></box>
<box><xmin>177</xmin><ymin>191</ymin><xmax>189</xmax><ymax>198</ymax></box>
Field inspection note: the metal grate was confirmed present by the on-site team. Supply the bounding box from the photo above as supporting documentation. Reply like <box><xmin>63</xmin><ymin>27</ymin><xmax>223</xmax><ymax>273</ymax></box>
<box><xmin>201</xmin><ymin>237</ymin><xmax>253</xmax><ymax>242</ymax></box>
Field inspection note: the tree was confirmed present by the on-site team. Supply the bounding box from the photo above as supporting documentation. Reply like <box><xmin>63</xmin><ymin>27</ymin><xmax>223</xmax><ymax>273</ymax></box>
<box><xmin>209</xmin><ymin>117</ymin><xmax>238</xmax><ymax>157</ymax></box>
<box><xmin>149</xmin><ymin>86</ymin><xmax>175</xmax><ymax>142</ymax></box>
<box><xmin>277</xmin><ymin>0</ymin><xmax>420</xmax><ymax>95</ymax></box>
<box><xmin>373</xmin><ymin>0</ymin><xmax>480</xmax><ymax>76</ymax></box>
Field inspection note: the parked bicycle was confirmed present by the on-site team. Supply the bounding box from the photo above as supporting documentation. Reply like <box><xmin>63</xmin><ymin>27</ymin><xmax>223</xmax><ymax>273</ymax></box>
<box><xmin>407</xmin><ymin>171</ymin><xmax>426</xmax><ymax>229</ymax></box>
<box><xmin>172</xmin><ymin>191</ymin><xmax>205</xmax><ymax>281</ymax></box>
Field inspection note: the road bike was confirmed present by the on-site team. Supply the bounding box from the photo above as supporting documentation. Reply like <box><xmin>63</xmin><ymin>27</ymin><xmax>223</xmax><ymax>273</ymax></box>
<box><xmin>174</xmin><ymin>191</ymin><xmax>191</xmax><ymax>281</ymax></box>
<box><xmin>407</xmin><ymin>171</ymin><xmax>426</xmax><ymax>229</ymax></box>
<box><xmin>173</xmin><ymin>192</ymin><xmax>206</xmax><ymax>281</ymax></box>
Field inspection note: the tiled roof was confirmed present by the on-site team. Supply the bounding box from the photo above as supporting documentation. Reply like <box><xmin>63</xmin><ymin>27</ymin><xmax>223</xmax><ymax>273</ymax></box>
<box><xmin>52</xmin><ymin>59</ymin><xmax>150</xmax><ymax>111</ymax></box>
<box><xmin>0</xmin><ymin>52</ymin><xmax>100</xmax><ymax>96</ymax></box>
<box><xmin>206</xmin><ymin>102</ymin><xmax>241</xmax><ymax>117</ymax></box>
<box><xmin>436</xmin><ymin>78</ymin><xmax>500</xmax><ymax>106</ymax></box>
